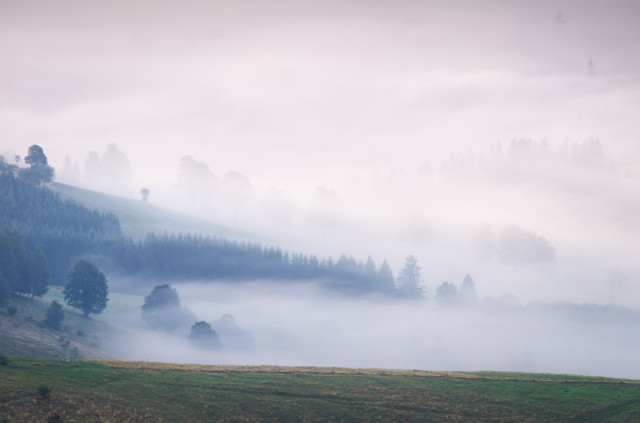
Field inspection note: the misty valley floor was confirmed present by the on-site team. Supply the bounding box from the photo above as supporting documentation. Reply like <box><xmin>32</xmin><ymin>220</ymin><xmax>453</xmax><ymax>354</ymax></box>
<box><xmin>1</xmin><ymin>357</ymin><xmax>640</xmax><ymax>422</ymax></box>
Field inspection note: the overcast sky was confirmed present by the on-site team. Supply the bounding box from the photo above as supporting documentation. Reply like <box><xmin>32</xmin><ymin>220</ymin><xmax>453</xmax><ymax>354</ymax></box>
<box><xmin>2</xmin><ymin>0</ymin><xmax>639</xmax><ymax>304</ymax></box>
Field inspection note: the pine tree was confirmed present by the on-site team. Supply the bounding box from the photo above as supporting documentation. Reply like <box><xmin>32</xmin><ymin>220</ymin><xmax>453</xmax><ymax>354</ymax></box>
<box><xmin>43</xmin><ymin>300</ymin><xmax>64</xmax><ymax>329</ymax></box>
<box><xmin>397</xmin><ymin>255</ymin><xmax>425</xmax><ymax>298</ymax></box>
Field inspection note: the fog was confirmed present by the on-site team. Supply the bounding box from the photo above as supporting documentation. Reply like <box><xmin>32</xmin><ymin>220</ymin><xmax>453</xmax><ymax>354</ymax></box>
<box><xmin>103</xmin><ymin>281</ymin><xmax>640</xmax><ymax>379</ymax></box>
<box><xmin>2</xmin><ymin>0</ymin><xmax>640</xmax><ymax>373</ymax></box>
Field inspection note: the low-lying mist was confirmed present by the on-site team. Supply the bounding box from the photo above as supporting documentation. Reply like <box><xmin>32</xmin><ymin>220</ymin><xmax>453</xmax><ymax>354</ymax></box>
<box><xmin>104</xmin><ymin>280</ymin><xmax>640</xmax><ymax>379</ymax></box>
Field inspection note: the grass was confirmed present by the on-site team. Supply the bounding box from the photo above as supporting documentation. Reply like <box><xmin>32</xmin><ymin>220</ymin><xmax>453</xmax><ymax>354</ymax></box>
<box><xmin>49</xmin><ymin>182</ymin><xmax>252</xmax><ymax>241</ymax></box>
<box><xmin>1</xmin><ymin>357</ymin><xmax>639</xmax><ymax>422</ymax></box>
<box><xmin>0</xmin><ymin>291</ymin><xmax>117</xmax><ymax>360</ymax></box>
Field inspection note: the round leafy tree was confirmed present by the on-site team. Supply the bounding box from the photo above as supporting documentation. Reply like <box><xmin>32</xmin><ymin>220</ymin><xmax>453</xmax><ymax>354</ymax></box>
<box><xmin>142</xmin><ymin>284</ymin><xmax>180</xmax><ymax>312</ymax></box>
<box><xmin>141</xmin><ymin>284</ymin><xmax>195</xmax><ymax>332</ymax></box>
<box><xmin>189</xmin><ymin>321</ymin><xmax>221</xmax><ymax>349</ymax></box>
<box><xmin>64</xmin><ymin>259</ymin><xmax>109</xmax><ymax>317</ymax></box>
<box><xmin>21</xmin><ymin>144</ymin><xmax>55</xmax><ymax>185</ymax></box>
<box><xmin>24</xmin><ymin>145</ymin><xmax>48</xmax><ymax>166</ymax></box>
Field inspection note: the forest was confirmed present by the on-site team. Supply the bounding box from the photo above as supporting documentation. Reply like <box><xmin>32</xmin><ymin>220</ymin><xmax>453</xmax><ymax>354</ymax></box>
<box><xmin>0</xmin><ymin>153</ymin><xmax>402</xmax><ymax>296</ymax></box>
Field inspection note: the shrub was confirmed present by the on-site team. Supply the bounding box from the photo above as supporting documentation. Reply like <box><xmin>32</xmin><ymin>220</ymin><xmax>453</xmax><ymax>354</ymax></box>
<box><xmin>76</xmin><ymin>329</ymin><xmax>85</xmax><ymax>337</ymax></box>
<box><xmin>44</xmin><ymin>301</ymin><xmax>65</xmax><ymax>330</ymax></box>
<box><xmin>37</xmin><ymin>385</ymin><xmax>51</xmax><ymax>399</ymax></box>
<box><xmin>7</xmin><ymin>305</ymin><xmax>16</xmax><ymax>316</ymax></box>
<box><xmin>0</xmin><ymin>355</ymin><xmax>8</xmax><ymax>365</ymax></box>
<box><xmin>47</xmin><ymin>413</ymin><xmax>63</xmax><ymax>423</ymax></box>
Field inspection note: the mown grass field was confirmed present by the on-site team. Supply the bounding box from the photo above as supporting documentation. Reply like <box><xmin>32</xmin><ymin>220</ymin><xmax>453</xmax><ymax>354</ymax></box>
<box><xmin>1</xmin><ymin>356</ymin><xmax>639</xmax><ymax>422</ymax></box>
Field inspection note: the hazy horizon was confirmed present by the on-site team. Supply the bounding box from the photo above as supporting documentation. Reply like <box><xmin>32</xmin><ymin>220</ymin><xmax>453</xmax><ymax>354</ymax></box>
<box><xmin>2</xmin><ymin>0</ymin><xmax>640</xmax><ymax>330</ymax></box>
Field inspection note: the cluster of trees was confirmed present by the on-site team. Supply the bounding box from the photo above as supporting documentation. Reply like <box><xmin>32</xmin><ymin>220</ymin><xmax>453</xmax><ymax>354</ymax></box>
<box><xmin>0</xmin><ymin>225</ymin><xmax>49</xmax><ymax>303</ymax></box>
<box><xmin>0</xmin><ymin>159</ymin><xmax>121</xmax><ymax>282</ymax></box>
<box><xmin>0</xmin><ymin>223</ymin><xmax>108</xmax><ymax>325</ymax></box>
<box><xmin>440</xmin><ymin>138</ymin><xmax>611</xmax><ymax>176</ymax></box>
<box><xmin>107</xmin><ymin>234</ymin><xmax>397</xmax><ymax>294</ymax></box>
<box><xmin>0</xmin><ymin>145</ymin><xmax>55</xmax><ymax>186</ymax></box>
<box><xmin>141</xmin><ymin>283</ymin><xmax>220</xmax><ymax>348</ymax></box>
<box><xmin>42</xmin><ymin>259</ymin><xmax>109</xmax><ymax>331</ymax></box>
<box><xmin>3</xmin><ymin>145</ymin><xmax>481</xmax><ymax>300</ymax></box>
<box><xmin>2</xmin><ymin>150</ymin><xmax>399</xmax><ymax>295</ymax></box>
<box><xmin>435</xmin><ymin>274</ymin><xmax>478</xmax><ymax>306</ymax></box>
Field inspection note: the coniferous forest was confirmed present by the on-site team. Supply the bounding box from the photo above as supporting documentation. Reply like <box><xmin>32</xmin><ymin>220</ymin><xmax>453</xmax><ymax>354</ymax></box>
<box><xmin>0</xmin><ymin>157</ymin><xmax>397</xmax><ymax>295</ymax></box>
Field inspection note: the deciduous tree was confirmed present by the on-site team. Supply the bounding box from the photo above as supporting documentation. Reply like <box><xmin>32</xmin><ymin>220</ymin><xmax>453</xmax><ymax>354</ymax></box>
<box><xmin>64</xmin><ymin>259</ymin><xmax>109</xmax><ymax>317</ymax></box>
<box><xmin>189</xmin><ymin>321</ymin><xmax>221</xmax><ymax>349</ymax></box>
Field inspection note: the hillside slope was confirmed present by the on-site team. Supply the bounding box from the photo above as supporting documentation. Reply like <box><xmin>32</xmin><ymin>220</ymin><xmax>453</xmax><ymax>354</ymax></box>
<box><xmin>0</xmin><ymin>290</ymin><xmax>119</xmax><ymax>360</ymax></box>
<box><xmin>49</xmin><ymin>182</ymin><xmax>252</xmax><ymax>241</ymax></box>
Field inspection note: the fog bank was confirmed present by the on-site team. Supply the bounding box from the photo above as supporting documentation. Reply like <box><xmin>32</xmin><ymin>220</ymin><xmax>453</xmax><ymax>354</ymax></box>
<box><xmin>105</xmin><ymin>281</ymin><xmax>640</xmax><ymax>379</ymax></box>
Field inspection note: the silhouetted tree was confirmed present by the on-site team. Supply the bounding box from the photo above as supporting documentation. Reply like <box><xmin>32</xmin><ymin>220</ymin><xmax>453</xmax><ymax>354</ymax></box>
<box><xmin>22</xmin><ymin>145</ymin><xmax>55</xmax><ymax>185</ymax></box>
<box><xmin>141</xmin><ymin>284</ymin><xmax>194</xmax><ymax>331</ymax></box>
<box><xmin>460</xmin><ymin>274</ymin><xmax>478</xmax><ymax>304</ymax></box>
<box><xmin>140</xmin><ymin>188</ymin><xmax>150</xmax><ymax>202</ymax></box>
<box><xmin>377</xmin><ymin>260</ymin><xmax>395</xmax><ymax>292</ymax></box>
<box><xmin>397</xmin><ymin>255</ymin><xmax>424</xmax><ymax>298</ymax></box>
<box><xmin>20</xmin><ymin>248</ymin><xmax>49</xmax><ymax>298</ymax></box>
<box><xmin>43</xmin><ymin>300</ymin><xmax>64</xmax><ymax>329</ymax></box>
<box><xmin>64</xmin><ymin>259</ymin><xmax>109</xmax><ymax>317</ymax></box>
<box><xmin>24</xmin><ymin>145</ymin><xmax>48</xmax><ymax>166</ymax></box>
<box><xmin>189</xmin><ymin>321</ymin><xmax>221</xmax><ymax>348</ymax></box>
<box><xmin>0</xmin><ymin>271</ymin><xmax>9</xmax><ymax>306</ymax></box>
<box><xmin>435</xmin><ymin>281</ymin><xmax>459</xmax><ymax>305</ymax></box>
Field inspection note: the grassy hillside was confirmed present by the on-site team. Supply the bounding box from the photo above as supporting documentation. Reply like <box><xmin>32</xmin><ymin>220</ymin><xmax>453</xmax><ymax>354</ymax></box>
<box><xmin>49</xmin><ymin>182</ymin><xmax>251</xmax><ymax>241</ymax></box>
<box><xmin>1</xmin><ymin>357</ymin><xmax>639</xmax><ymax>422</ymax></box>
<box><xmin>0</xmin><ymin>290</ymin><xmax>120</xmax><ymax>361</ymax></box>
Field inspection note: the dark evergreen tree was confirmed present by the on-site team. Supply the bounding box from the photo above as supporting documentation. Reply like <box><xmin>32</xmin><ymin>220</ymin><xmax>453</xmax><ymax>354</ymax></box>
<box><xmin>397</xmin><ymin>255</ymin><xmax>424</xmax><ymax>298</ymax></box>
<box><xmin>43</xmin><ymin>300</ymin><xmax>64</xmax><ymax>329</ymax></box>
<box><xmin>0</xmin><ymin>270</ymin><xmax>9</xmax><ymax>305</ymax></box>
<box><xmin>64</xmin><ymin>259</ymin><xmax>109</xmax><ymax>317</ymax></box>
<box><xmin>377</xmin><ymin>260</ymin><xmax>396</xmax><ymax>293</ymax></box>
<box><xmin>460</xmin><ymin>274</ymin><xmax>478</xmax><ymax>304</ymax></box>
<box><xmin>19</xmin><ymin>248</ymin><xmax>49</xmax><ymax>298</ymax></box>
<box><xmin>0</xmin><ymin>226</ymin><xmax>23</xmax><ymax>294</ymax></box>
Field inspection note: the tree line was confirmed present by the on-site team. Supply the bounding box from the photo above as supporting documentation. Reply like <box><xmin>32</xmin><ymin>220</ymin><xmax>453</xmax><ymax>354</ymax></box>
<box><xmin>1</xmin><ymin>149</ymin><xmax>399</xmax><ymax>295</ymax></box>
<box><xmin>1</xmin><ymin>145</ymin><xmax>478</xmax><ymax>300</ymax></box>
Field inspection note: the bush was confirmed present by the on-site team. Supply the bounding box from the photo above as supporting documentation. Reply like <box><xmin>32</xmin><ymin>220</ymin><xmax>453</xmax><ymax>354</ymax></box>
<box><xmin>7</xmin><ymin>305</ymin><xmax>16</xmax><ymax>316</ymax></box>
<box><xmin>37</xmin><ymin>385</ymin><xmax>51</xmax><ymax>399</ymax></box>
<box><xmin>76</xmin><ymin>329</ymin><xmax>85</xmax><ymax>337</ymax></box>
<box><xmin>44</xmin><ymin>301</ymin><xmax>65</xmax><ymax>330</ymax></box>
<box><xmin>47</xmin><ymin>413</ymin><xmax>63</xmax><ymax>423</ymax></box>
<box><xmin>0</xmin><ymin>355</ymin><xmax>8</xmax><ymax>365</ymax></box>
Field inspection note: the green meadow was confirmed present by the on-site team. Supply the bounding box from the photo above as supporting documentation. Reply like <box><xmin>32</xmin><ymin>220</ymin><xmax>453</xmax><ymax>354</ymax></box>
<box><xmin>1</xmin><ymin>356</ymin><xmax>639</xmax><ymax>422</ymax></box>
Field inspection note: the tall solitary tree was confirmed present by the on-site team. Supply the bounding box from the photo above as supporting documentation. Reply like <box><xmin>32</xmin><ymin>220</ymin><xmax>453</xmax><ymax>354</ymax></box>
<box><xmin>21</xmin><ymin>145</ymin><xmax>54</xmax><ymax>185</ymax></box>
<box><xmin>24</xmin><ymin>145</ymin><xmax>48</xmax><ymax>166</ymax></box>
<box><xmin>396</xmin><ymin>255</ymin><xmax>425</xmax><ymax>298</ymax></box>
<box><xmin>140</xmin><ymin>188</ymin><xmax>150</xmax><ymax>202</ymax></box>
<box><xmin>64</xmin><ymin>259</ymin><xmax>109</xmax><ymax>317</ymax></box>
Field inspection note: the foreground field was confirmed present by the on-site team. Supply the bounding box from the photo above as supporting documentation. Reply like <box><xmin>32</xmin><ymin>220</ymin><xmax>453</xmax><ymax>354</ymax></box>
<box><xmin>1</xmin><ymin>356</ymin><xmax>639</xmax><ymax>422</ymax></box>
